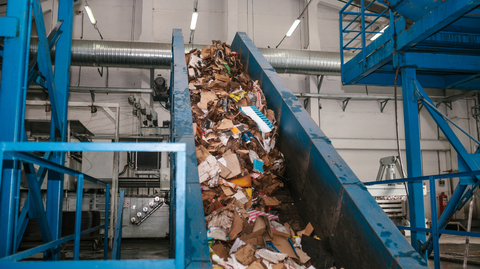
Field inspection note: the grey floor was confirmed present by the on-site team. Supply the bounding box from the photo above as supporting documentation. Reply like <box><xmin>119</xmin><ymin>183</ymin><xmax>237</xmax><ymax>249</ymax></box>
<box><xmin>22</xmin><ymin>234</ymin><xmax>480</xmax><ymax>268</ymax></box>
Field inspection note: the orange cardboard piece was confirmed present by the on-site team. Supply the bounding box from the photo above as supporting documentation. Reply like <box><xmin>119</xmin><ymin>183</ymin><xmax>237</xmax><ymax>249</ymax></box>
<box><xmin>272</xmin><ymin>263</ymin><xmax>286</xmax><ymax>269</ymax></box>
<box><xmin>228</xmin><ymin>174</ymin><xmax>252</xmax><ymax>187</ymax></box>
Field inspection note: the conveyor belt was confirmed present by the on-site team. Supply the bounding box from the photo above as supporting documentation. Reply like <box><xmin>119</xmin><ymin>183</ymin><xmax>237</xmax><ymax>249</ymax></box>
<box><xmin>170</xmin><ymin>31</ymin><xmax>429</xmax><ymax>269</ymax></box>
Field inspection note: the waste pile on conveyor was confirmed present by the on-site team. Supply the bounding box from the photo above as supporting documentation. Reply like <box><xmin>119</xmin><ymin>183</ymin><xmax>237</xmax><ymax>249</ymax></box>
<box><xmin>186</xmin><ymin>41</ymin><xmax>336</xmax><ymax>269</ymax></box>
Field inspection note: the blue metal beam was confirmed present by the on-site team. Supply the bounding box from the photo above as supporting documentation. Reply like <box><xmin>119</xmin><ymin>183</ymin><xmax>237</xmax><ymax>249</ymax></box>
<box><xmin>170</xmin><ymin>28</ymin><xmax>211</xmax><ymax>268</ymax></box>
<box><xmin>32</xmin><ymin>0</ymin><xmax>62</xmax><ymax>131</ymax></box>
<box><xmin>112</xmin><ymin>190</ymin><xmax>125</xmax><ymax>260</ymax></box>
<box><xmin>413</xmin><ymin>79</ymin><xmax>480</xmax><ymax>257</ymax></box>
<box><xmin>343</xmin><ymin>0</ymin><xmax>480</xmax><ymax>85</ymax></box>
<box><xmin>0</xmin><ymin>17</ymin><xmax>18</xmax><ymax>37</ymax></box>
<box><xmin>401</xmin><ymin>53</ymin><xmax>480</xmax><ymax>73</ymax></box>
<box><xmin>401</xmin><ymin>68</ymin><xmax>426</xmax><ymax>254</ymax></box>
<box><xmin>0</xmin><ymin>0</ymin><xmax>31</xmax><ymax>258</ymax></box>
<box><xmin>47</xmin><ymin>0</ymin><xmax>73</xmax><ymax>260</ymax></box>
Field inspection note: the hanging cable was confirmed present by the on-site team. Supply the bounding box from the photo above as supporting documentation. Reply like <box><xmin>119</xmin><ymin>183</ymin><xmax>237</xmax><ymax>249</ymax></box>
<box><xmin>394</xmin><ymin>68</ymin><xmax>408</xmax><ymax>196</ymax></box>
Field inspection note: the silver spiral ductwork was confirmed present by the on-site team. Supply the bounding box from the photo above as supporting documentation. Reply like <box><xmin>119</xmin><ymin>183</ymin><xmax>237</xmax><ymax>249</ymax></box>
<box><xmin>29</xmin><ymin>39</ymin><xmax>353</xmax><ymax>76</ymax></box>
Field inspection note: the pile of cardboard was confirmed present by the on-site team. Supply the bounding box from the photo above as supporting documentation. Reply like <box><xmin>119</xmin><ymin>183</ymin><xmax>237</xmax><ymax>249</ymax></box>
<box><xmin>187</xmin><ymin>41</ymin><xmax>333</xmax><ymax>269</ymax></box>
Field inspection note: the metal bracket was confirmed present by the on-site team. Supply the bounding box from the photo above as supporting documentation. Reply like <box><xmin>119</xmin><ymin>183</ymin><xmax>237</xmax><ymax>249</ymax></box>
<box><xmin>379</xmin><ymin>100</ymin><xmax>389</xmax><ymax>113</ymax></box>
<box><xmin>102</xmin><ymin>107</ymin><xmax>116</xmax><ymax>121</ymax></box>
<box><xmin>342</xmin><ymin>98</ymin><xmax>351</xmax><ymax>112</ymax></box>
<box><xmin>303</xmin><ymin>97</ymin><xmax>310</xmax><ymax>109</ymax></box>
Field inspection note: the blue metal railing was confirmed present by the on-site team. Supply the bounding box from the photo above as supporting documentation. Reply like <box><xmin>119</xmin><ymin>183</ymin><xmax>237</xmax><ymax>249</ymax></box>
<box><xmin>0</xmin><ymin>142</ymin><xmax>187</xmax><ymax>269</ymax></box>
<box><xmin>365</xmin><ymin>170</ymin><xmax>480</xmax><ymax>268</ymax></box>
<box><xmin>339</xmin><ymin>0</ymin><xmax>392</xmax><ymax>77</ymax></box>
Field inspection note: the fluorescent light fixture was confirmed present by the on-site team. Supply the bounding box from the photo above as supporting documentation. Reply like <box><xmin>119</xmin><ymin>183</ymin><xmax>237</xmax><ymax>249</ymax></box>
<box><xmin>370</xmin><ymin>25</ymin><xmax>389</xmax><ymax>41</ymax></box>
<box><xmin>190</xmin><ymin>12</ymin><xmax>198</xmax><ymax>31</ymax></box>
<box><xmin>84</xmin><ymin>5</ymin><xmax>96</xmax><ymax>25</ymax></box>
<box><xmin>286</xmin><ymin>19</ymin><xmax>301</xmax><ymax>37</ymax></box>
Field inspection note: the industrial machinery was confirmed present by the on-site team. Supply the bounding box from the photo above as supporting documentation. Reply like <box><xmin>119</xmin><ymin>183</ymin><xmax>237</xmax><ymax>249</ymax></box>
<box><xmin>170</xmin><ymin>31</ymin><xmax>428</xmax><ymax>268</ymax></box>
<box><xmin>340</xmin><ymin>0</ymin><xmax>480</xmax><ymax>268</ymax></box>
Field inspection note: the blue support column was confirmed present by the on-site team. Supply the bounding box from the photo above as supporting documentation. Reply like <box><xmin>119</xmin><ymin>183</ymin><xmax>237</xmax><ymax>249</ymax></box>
<box><xmin>401</xmin><ymin>67</ymin><xmax>427</xmax><ymax>253</ymax></box>
<box><xmin>0</xmin><ymin>0</ymin><xmax>31</xmax><ymax>258</ymax></box>
<box><xmin>45</xmin><ymin>0</ymin><xmax>74</xmax><ymax>260</ymax></box>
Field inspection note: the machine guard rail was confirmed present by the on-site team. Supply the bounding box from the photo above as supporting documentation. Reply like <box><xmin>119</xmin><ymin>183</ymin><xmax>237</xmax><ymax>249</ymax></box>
<box><xmin>0</xmin><ymin>142</ymin><xmax>187</xmax><ymax>269</ymax></box>
<box><xmin>339</xmin><ymin>0</ymin><xmax>394</xmax><ymax>77</ymax></box>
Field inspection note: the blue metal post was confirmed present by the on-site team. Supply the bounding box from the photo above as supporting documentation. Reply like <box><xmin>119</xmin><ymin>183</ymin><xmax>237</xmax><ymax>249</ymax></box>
<box><xmin>112</xmin><ymin>190</ymin><xmax>125</xmax><ymax>260</ymax></box>
<box><xmin>175</xmin><ymin>151</ymin><xmax>186</xmax><ymax>269</ymax></box>
<box><xmin>0</xmin><ymin>0</ymin><xmax>31</xmax><ymax>258</ymax></box>
<box><xmin>360</xmin><ymin>0</ymin><xmax>366</xmax><ymax>69</ymax></box>
<box><xmin>401</xmin><ymin>67</ymin><xmax>427</xmax><ymax>253</ymax></box>
<box><xmin>46</xmin><ymin>0</ymin><xmax>74</xmax><ymax>260</ymax></box>
<box><xmin>104</xmin><ymin>184</ymin><xmax>110</xmax><ymax>260</ymax></box>
<box><xmin>429</xmin><ymin>177</ymin><xmax>440</xmax><ymax>268</ymax></box>
<box><xmin>73</xmin><ymin>174</ymin><xmax>84</xmax><ymax>261</ymax></box>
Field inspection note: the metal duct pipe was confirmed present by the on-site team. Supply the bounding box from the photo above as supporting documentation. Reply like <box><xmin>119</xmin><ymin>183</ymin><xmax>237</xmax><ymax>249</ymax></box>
<box><xmin>29</xmin><ymin>39</ymin><xmax>353</xmax><ymax>76</ymax></box>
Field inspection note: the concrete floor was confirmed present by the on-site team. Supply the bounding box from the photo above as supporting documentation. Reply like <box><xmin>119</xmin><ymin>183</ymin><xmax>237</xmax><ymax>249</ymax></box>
<box><xmin>22</xmin><ymin>233</ymin><xmax>480</xmax><ymax>268</ymax></box>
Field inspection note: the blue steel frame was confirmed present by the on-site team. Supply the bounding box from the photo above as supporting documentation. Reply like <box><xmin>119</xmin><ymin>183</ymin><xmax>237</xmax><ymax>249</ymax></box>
<box><xmin>364</xmin><ymin>169</ymin><xmax>480</xmax><ymax>269</ymax></box>
<box><xmin>339</xmin><ymin>0</ymin><xmax>480</xmax><ymax>267</ymax></box>
<box><xmin>0</xmin><ymin>142</ymin><xmax>187</xmax><ymax>269</ymax></box>
<box><xmin>231</xmin><ymin>31</ymin><xmax>428</xmax><ymax>268</ymax></box>
<box><xmin>170</xmin><ymin>29</ymin><xmax>212</xmax><ymax>268</ymax></box>
<box><xmin>0</xmin><ymin>0</ymin><xmax>76</xmax><ymax>261</ymax></box>
<box><xmin>112</xmin><ymin>190</ymin><xmax>125</xmax><ymax>260</ymax></box>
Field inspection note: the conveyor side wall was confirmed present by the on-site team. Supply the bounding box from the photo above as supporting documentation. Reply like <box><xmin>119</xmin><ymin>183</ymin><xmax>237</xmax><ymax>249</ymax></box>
<box><xmin>170</xmin><ymin>29</ymin><xmax>211</xmax><ymax>269</ymax></box>
<box><xmin>231</xmin><ymin>32</ymin><xmax>428</xmax><ymax>269</ymax></box>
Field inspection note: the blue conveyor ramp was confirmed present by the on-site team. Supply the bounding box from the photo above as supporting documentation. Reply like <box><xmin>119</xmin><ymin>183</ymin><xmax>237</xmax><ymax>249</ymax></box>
<box><xmin>171</xmin><ymin>30</ymin><xmax>428</xmax><ymax>268</ymax></box>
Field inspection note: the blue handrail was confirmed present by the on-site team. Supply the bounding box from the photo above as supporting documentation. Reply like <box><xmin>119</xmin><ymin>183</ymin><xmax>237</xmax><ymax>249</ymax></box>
<box><xmin>0</xmin><ymin>142</ymin><xmax>187</xmax><ymax>269</ymax></box>
<box><xmin>339</xmin><ymin>0</ymin><xmax>392</xmax><ymax>74</ymax></box>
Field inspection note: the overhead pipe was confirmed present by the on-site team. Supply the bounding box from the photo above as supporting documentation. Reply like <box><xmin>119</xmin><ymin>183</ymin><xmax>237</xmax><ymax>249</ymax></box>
<box><xmin>29</xmin><ymin>39</ymin><xmax>353</xmax><ymax>76</ymax></box>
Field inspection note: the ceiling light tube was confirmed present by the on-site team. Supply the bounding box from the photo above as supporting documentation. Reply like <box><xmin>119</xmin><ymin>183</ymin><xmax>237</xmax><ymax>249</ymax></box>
<box><xmin>84</xmin><ymin>5</ymin><xmax>97</xmax><ymax>25</ymax></box>
<box><xmin>286</xmin><ymin>19</ymin><xmax>301</xmax><ymax>37</ymax></box>
<box><xmin>190</xmin><ymin>12</ymin><xmax>198</xmax><ymax>31</ymax></box>
<box><xmin>370</xmin><ymin>25</ymin><xmax>389</xmax><ymax>41</ymax></box>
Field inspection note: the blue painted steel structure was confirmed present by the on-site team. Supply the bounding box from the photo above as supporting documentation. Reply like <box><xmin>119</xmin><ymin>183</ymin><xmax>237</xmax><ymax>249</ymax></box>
<box><xmin>170</xmin><ymin>29</ymin><xmax>212</xmax><ymax>269</ymax></box>
<box><xmin>340</xmin><ymin>0</ymin><xmax>480</xmax><ymax>267</ymax></box>
<box><xmin>112</xmin><ymin>190</ymin><xmax>125</xmax><ymax>260</ymax></box>
<box><xmin>0</xmin><ymin>142</ymin><xmax>187</xmax><ymax>268</ymax></box>
<box><xmin>226</xmin><ymin>32</ymin><xmax>428</xmax><ymax>268</ymax></box>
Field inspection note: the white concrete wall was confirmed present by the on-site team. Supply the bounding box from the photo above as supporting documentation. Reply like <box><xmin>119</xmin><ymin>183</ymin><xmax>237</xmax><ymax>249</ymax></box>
<box><xmin>18</xmin><ymin>0</ymin><xmax>480</xmax><ymax>219</ymax></box>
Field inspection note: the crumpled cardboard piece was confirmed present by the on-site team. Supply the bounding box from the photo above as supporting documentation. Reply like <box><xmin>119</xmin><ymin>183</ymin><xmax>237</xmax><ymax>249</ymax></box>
<box><xmin>212</xmin><ymin>243</ymin><xmax>229</xmax><ymax>260</ymax></box>
<box><xmin>261</xmin><ymin>196</ymin><xmax>281</xmax><ymax>206</ymax></box>
<box><xmin>235</xmin><ymin>244</ymin><xmax>257</xmax><ymax>265</ymax></box>
<box><xmin>297</xmin><ymin>222</ymin><xmax>314</xmax><ymax>237</ymax></box>
<box><xmin>217</xmin><ymin>118</ymin><xmax>234</xmax><ymax>130</ymax></box>
<box><xmin>246</xmin><ymin>260</ymin><xmax>266</xmax><ymax>269</ymax></box>
<box><xmin>220</xmin><ymin>185</ymin><xmax>235</xmax><ymax>196</ymax></box>
<box><xmin>294</xmin><ymin>248</ymin><xmax>311</xmax><ymax>264</ymax></box>
<box><xmin>228</xmin><ymin>211</ymin><xmax>244</xmax><ymax>240</ymax></box>
<box><xmin>271</xmin><ymin>234</ymin><xmax>299</xmax><ymax>260</ymax></box>
<box><xmin>223</xmin><ymin>151</ymin><xmax>242</xmax><ymax>179</ymax></box>
<box><xmin>272</xmin><ymin>263</ymin><xmax>287</xmax><ymax>269</ymax></box>
<box><xmin>199</xmin><ymin>91</ymin><xmax>218</xmax><ymax>110</ymax></box>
